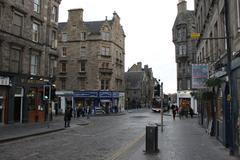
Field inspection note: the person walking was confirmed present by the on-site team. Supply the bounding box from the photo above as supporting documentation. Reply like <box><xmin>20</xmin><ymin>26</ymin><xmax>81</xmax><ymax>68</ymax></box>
<box><xmin>172</xmin><ymin>105</ymin><xmax>177</xmax><ymax>120</ymax></box>
<box><xmin>64</xmin><ymin>106</ymin><xmax>71</xmax><ymax>127</ymax></box>
<box><xmin>189</xmin><ymin>107</ymin><xmax>194</xmax><ymax>118</ymax></box>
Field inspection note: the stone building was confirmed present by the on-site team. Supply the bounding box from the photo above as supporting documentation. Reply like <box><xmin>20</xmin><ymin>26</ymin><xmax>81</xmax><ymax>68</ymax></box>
<box><xmin>172</xmin><ymin>0</ymin><xmax>197</xmax><ymax>113</ymax></box>
<box><xmin>194</xmin><ymin>0</ymin><xmax>240</xmax><ymax>155</ymax></box>
<box><xmin>56</xmin><ymin>9</ymin><xmax>125</xmax><ymax>113</ymax></box>
<box><xmin>125</xmin><ymin>62</ymin><xmax>154</xmax><ymax>109</ymax></box>
<box><xmin>0</xmin><ymin>0</ymin><xmax>61</xmax><ymax>124</ymax></box>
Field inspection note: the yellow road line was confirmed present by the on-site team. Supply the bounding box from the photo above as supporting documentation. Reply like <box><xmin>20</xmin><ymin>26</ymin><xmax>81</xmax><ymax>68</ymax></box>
<box><xmin>107</xmin><ymin>131</ymin><xmax>145</xmax><ymax>160</ymax></box>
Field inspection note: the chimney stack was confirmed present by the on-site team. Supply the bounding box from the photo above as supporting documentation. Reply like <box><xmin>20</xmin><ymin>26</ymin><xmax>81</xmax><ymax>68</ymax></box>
<box><xmin>68</xmin><ymin>8</ymin><xmax>83</xmax><ymax>22</ymax></box>
<box><xmin>177</xmin><ymin>0</ymin><xmax>187</xmax><ymax>14</ymax></box>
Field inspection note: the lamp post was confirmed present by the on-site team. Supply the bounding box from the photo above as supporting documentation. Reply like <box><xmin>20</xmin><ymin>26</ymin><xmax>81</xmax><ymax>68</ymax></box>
<box><xmin>224</xmin><ymin>0</ymin><xmax>235</xmax><ymax>155</ymax></box>
<box><xmin>160</xmin><ymin>82</ymin><xmax>164</xmax><ymax>132</ymax></box>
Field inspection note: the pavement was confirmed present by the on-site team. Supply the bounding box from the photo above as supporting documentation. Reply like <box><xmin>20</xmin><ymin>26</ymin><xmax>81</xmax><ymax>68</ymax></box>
<box><xmin>0</xmin><ymin>111</ymin><xmax>126</xmax><ymax>144</ymax></box>
<box><xmin>0</xmin><ymin>115</ymin><xmax>90</xmax><ymax>143</ymax></box>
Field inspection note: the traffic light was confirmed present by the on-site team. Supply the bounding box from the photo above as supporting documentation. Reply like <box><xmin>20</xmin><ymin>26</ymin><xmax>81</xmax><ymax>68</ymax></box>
<box><xmin>51</xmin><ymin>85</ymin><xmax>56</xmax><ymax>101</ymax></box>
<box><xmin>43</xmin><ymin>85</ymin><xmax>51</xmax><ymax>100</ymax></box>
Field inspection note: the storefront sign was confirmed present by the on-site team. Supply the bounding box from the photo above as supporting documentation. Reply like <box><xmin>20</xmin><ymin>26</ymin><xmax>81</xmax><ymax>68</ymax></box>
<box><xmin>112</xmin><ymin>92</ymin><xmax>119</xmax><ymax>98</ymax></box>
<box><xmin>74</xmin><ymin>91</ymin><xmax>98</xmax><ymax>98</ymax></box>
<box><xmin>192</xmin><ymin>64</ymin><xmax>209</xmax><ymax>89</ymax></box>
<box><xmin>99</xmin><ymin>91</ymin><xmax>112</xmax><ymax>98</ymax></box>
<box><xmin>0</xmin><ymin>76</ymin><xmax>10</xmax><ymax>86</ymax></box>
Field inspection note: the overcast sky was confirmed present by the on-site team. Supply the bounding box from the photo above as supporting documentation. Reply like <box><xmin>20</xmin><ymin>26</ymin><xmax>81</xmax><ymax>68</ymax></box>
<box><xmin>59</xmin><ymin>0</ymin><xmax>194</xmax><ymax>94</ymax></box>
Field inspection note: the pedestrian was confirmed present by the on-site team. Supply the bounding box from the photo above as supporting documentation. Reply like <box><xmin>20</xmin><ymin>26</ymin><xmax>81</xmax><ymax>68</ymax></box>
<box><xmin>86</xmin><ymin>104</ymin><xmax>91</xmax><ymax>119</ymax></box>
<box><xmin>172</xmin><ymin>105</ymin><xmax>176</xmax><ymax>120</ymax></box>
<box><xmin>64</xmin><ymin>106</ymin><xmax>71</xmax><ymax>127</ymax></box>
<box><xmin>189</xmin><ymin>107</ymin><xmax>194</xmax><ymax>118</ymax></box>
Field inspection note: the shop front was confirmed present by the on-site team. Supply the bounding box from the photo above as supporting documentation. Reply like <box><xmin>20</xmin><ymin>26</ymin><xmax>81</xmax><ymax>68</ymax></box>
<box><xmin>0</xmin><ymin>76</ymin><xmax>10</xmax><ymax>124</ymax></box>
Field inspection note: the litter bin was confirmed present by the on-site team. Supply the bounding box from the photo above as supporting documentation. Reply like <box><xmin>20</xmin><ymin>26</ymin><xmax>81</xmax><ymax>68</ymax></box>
<box><xmin>145</xmin><ymin>124</ymin><xmax>159</xmax><ymax>153</ymax></box>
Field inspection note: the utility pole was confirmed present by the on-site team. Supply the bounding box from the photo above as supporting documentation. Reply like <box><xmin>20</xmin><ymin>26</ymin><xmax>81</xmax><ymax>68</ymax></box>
<box><xmin>160</xmin><ymin>82</ymin><xmax>163</xmax><ymax>132</ymax></box>
<box><xmin>224</xmin><ymin>0</ymin><xmax>235</xmax><ymax>155</ymax></box>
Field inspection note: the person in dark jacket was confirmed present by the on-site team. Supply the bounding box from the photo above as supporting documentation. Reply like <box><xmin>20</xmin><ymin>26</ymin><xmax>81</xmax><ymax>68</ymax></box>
<box><xmin>64</xmin><ymin>106</ymin><xmax>71</xmax><ymax>127</ymax></box>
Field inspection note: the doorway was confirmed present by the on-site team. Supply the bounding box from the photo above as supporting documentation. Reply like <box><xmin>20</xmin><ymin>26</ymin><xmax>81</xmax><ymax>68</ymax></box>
<box><xmin>14</xmin><ymin>97</ymin><xmax>21</xmax><ymax>122</ymax></box>
<box><xmin>0</xmin><ymin>98</ymin><xmax>3</xmax><ymax>123</ymax></box>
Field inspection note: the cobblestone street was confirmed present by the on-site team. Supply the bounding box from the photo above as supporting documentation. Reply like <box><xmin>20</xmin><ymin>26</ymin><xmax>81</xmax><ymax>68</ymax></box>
<box><xmin>0</xmin><ymin>109</ymin><xmax>238</xmax><ymax>160</ymax></box>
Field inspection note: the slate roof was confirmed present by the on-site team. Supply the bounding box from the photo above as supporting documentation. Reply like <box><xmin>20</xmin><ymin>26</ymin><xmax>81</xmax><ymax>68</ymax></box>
<box><xmin>58</xmin><ymin>20</ymin><xmax>114</xmax><ymax>34</ymax></box>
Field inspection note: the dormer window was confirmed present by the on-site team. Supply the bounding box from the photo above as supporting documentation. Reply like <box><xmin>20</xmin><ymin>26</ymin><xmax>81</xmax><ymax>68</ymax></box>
<box><xmin>102</xmin><ymin>32</ymin><xmax>110</xmax><ymax>41</ymax></box>
<box><xmin>80</xmin><ymin>32</ymin><xmax>86</xmax><ymax>40</ymax></box>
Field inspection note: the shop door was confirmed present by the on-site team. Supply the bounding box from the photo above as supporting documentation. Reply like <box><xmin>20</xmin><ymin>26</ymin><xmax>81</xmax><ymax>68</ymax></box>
<box><xmin>14</xmin><ymin>97</ymin><xmax>21</xmax><ymax>122</ymax></box>
<box><xmin>0</xmin><ymin>98</ymin><xmax>3</xmax><ymax>123</ymax></box>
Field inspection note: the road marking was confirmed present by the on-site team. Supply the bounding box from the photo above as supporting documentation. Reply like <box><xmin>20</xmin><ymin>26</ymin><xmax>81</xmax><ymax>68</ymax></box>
<box><xmin>20</xmin><ymin>152</ymin><xmax>39</xmax><ymax>160</ymax></box>
<box><xmin>106</xmin><ymin>131</ymin><xmax>145</xmax><ymax>160</ymax></box>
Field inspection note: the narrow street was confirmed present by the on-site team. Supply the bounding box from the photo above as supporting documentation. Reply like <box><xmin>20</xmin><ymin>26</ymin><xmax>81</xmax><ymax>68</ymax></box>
<box><xmin>0</xmin><ymin>109</ymin><xmax>238</xmax><ymax>160</ymax></box>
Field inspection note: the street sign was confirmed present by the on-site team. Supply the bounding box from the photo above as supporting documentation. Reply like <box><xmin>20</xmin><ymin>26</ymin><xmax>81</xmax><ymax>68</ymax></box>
<box><xmin>191</xmin><ymin>33</ymin><xmax>200</xmax><ymax>39</ymax></box>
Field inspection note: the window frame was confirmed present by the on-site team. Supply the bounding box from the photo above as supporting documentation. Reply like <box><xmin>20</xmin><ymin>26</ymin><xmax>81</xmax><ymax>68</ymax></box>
<box><xmin>51</xmin><ymin>30</ymin><xmax>57</xmax><ymax>48</ymax></box>
<box><xmin>79</xmin><ymin>61</ymin><xmax>86</xmax><ymax>72</ymax></box>
<box><xmin>32</xmin><ymin>21</ymin><xmax>40</xmax><ymax>42</ymax></box>
<box><xmin>10</xmin><ymin>46</ymin><xmax>21</xmax><ymax>73</ymax></box>
<box><xmin>61</xmin><ymin>62</ymin><xmax>66</xmax><ymax>72</ymax></box>
<box><xmin>30</xmin><ymin>53</ymin><xmax>40</xmax><ymax>76</ymax></box>
<box><xmin>62</xmin><ymin>47</ymin><xmax>67</xmax><ymax>57</ymax></box>
<box><xmin>13</xmin><ymin>11</ymin><xmax>24</xmax><ymax>36</ymax></box>
<box><xmin>51</xmin><ymin>5</ymin><xmax>58</xmax><ymax>22</ymax></box>
<box><xmin>33</xmin><ymin>0</ymin><xmax>41</xmax><ymax>13</ymax></box>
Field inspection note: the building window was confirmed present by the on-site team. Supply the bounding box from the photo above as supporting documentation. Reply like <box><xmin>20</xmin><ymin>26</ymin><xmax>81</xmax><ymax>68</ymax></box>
<box><xmin>32</xmin><ymin>22</ymin><xmax>39</xmax><ymax>42</ymax></box>
<box><xmin>179</xmin><ymin>45</ymin><xmax>186</xmax><ymax>55</ymax></box>
<box><xmin>80</xmin><ymin>32</ymin><xmax>86</xmax><ymax>40</ymax></box>
<box><xmin>62</xmin><ymin>33</ymin><xmax>67</xmax><ymax>42</ymax></box>
<box><xmin>33</xmin><ymin>0</ymin><xmax>40</xmax><ymax>13</ymax></box>
<box><xmin>30</xmin><ymin>54</ymin><xmax>39</xmax><ymax>75</ymax></box>
<box><xmin>79</xmin><ymin>79</ymin><xmax>85</xmax><ymax>90</ymax></box>
<box><xmin>49</xmin><ymin>58</ymin><xmax>57</xmax><ymax>77</ymax></box>
<box><xmin>13</xmin><ymin>12</ymin><xmax>23</xmax><ymax>36</ymax></box>
<box><xmin>51</xmin><ymin>30</ymin><xmax>57</xmax><ymax>48</ymax></box>
<box><xmin>80</xmin><ymin>46</ymin><xmax>86</xmax><ymax>56</ymax></box>
<box><xmin>62</xmin><ymin>47</ymin><xmax>67</xmax><ymax>57</ymax></box>
<box><xmin>61</xmin><ymin>62</ymin><xmax>66</xmax><ymax>72</ymax></box>
<box><xmin>61</xmin><ymin>79</ymin><xmax>66</xmax><ymax>90</ymax></box>
<box><xmin>101</xmin><ymin>80</ymin><xmax>109</xmax><ymax>90</ymax></box>
<box><xmin>238</xmin><ymin>0</ymin><xmax>240</xmax><ymax>30</ymax></box>
<box><xmin>51</xmin><ymin>6</ymin><xmax>58</xmax><ymax>22</ymax></box>
<box><xmin>187</xmin><ymin>79</ymin><xmax>191</xmax><ymax>90</ymax></box>
<box><xmin>101</xmin><ymin>47</ymin><xmax>110</xmax><ymax>56</ymax></box>
<box><xmin>102</xmin><ymin>32</ymin><xmax>110</xmax><ymax>41</ymax></box>
<box><xmin>79</xmin><ymin>61</ymin><xmax>86</xmax><ymax>72</ymax></box>
<box><xmin>0</xmin><ymin>4</ymin><xmax>2</xmax><ymax>20</ymax></box>
<box><xmin>10</xmin><ymin>47</ymin><xmax>21</xmax><ymax>73</ymax></box>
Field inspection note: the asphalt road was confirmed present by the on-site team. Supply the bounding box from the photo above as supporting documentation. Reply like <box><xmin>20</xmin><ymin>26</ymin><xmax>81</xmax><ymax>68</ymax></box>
<box><xmin>0</xmin><ymin>109</ymin><xmax>238</xmax><ymax>160</ymax></box>
<box><xmin>0</xmin><ymin>109</ymin><xmax>159</xmax><ymax>160</ymax></box>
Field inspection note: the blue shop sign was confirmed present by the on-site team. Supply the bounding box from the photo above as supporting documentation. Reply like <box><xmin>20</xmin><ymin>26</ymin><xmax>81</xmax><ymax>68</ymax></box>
<box><xmin>74</xmin><ymin>91</ymin><xmax>98</xmax><ymax>98</ymax></box>
<box><xmin>112</xmin><ymin>92</ymin><xmax>119</xmax><ymax>98</ymax></box>
<box><xmin>99</xmin><ymin>91</ymin><xmax>112</xmax><ymax>98</ymax></box>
